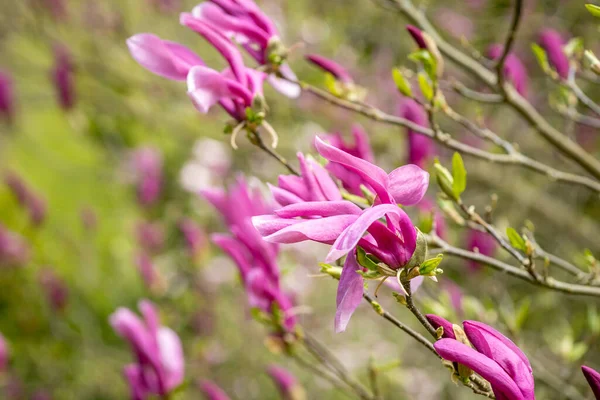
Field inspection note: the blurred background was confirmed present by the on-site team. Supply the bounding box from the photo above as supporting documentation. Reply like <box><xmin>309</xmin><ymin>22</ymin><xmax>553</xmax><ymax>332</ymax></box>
<box><xmin>0</xmin><ymin>0</ymin><xmax>600</xmax><ymax>398</ymax></box>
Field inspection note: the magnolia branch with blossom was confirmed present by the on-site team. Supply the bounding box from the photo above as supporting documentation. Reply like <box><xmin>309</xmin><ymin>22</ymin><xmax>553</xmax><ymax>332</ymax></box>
<box><xmin>108</xmin><ymin>0</ymin><xmax>600</xmax><ymax>399</ymax></box>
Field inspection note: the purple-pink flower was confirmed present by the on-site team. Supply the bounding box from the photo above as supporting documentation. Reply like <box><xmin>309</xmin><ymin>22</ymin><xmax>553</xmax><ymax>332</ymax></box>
<box><xmin>253</xmin><ymin>136</ymin><xmax>428</xmax><ymax>332</ymax></box>
<box><xmin>110</xmin><ymin>300</ymin><xmax>184</xmax><ymax>400</ymax></box>
<box><xmin>199</xmin><ymin>380</ymin><xmax>230</xmax><ymax>400</ymax></box>
<box><xmin>466</xmin><ymin>229</ymin><xmax>497</xmax><ymax>271</ymax></box>
<box><xmin>39</xmin><ymin>268</ymin><xmax>69</xmax><ymax>312</ymax></box>
<box><xmin>306</xmin><ymin>54</ymin><xmax>354</xmax><ymax>84</ymax></box>
<box><xmin>179</xmin><ymin>218</ymin><xmax>206</xmax><ymax>257</ymax></box>
<box><xmin>136</xmin><ymin>221</ymin><xmax>164</xmax><ymax>255</ymax></box>
<box><xmin>406</xmin><ymin>25</ymin><xmax>428</xmax><ymax>49</ymax></box>
<box><xmin>0</xmin><ymin>224</ymin><xmax>29</xmax><ymax>268</ymax></box>
<box><xmin>487</xmin><ymin>44</ymin><xmax>529</xmax><ymax>97</ymax></box>
<box><xmin>398</xmin><ymin>99</ymin><xmax>434</xmax><ymax>168</ymax></box>
<box><xmin>0</xmin><ymin>71</ymin><xmax>15</xmax><ymax>124</ymax></box>
<box><xmin>0</xmin><ymin>332</ymin><xmax>8</xmax><ymax>374</ymax></box>
<box><xmin>429</xmin><ymin>316</ymin><xmax>535</xmax><ymax>400</ymax></box>
<box><xmin>131</xmin><ymin>147</ymin><xmax>163</xmax><ymax>207</ymax></box>
<box><xmin>267</xmin><ymin>365</ymin><xmax>304</xmax><ymax>400</ymax></box>
<box><xmin>538</xmin><ymin>29</ymin><xmax>569</xmax><ymax>80</ymax></box>
<box><xmin>203</xmin><ymin>177</ymin><xmax>296</xmax><ymax>331</ymax></box>
<box><xmin>322</xmin><ymin>125</ymin><xmax>374</xmax><ymax>196</ymax></box>
<box><xmin>582</xmin><ymin>365</ymin><xmax>600</xmax><ymax>399</ymax></box>
<box><xmin>4</xmin><ymin>172</ymin><xmax>46</xmax><ymax>226</ymax></box>
<box><xmin>135</xmin><ymin>252</ymin><xmax>157</xmax><ymax>289</ymax></box>
<box><xmin>51</xmin><ymin>44</ymin><xmax>75</xmax><ymax>110</ymax></box>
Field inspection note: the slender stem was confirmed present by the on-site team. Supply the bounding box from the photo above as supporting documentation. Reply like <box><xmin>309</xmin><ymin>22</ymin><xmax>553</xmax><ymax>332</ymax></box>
<box><xmin>400</xmin><ymin>275</ymin><xmax>438</xmax><ymax>339</ymax></box>
<box><xmin>362</xmin><ymin>292</ymin><xmax>439</xmax><ymax>357</ymax></box>
<box><xmin>427</xmin><ymin>234</ymin><xmax>600</xmax><ymax>297</ymax></box>
<box><xmin>291</xmin><ymin>353</ymin><xmax>358</xmax><ymax>399</ymax></box>
<box><xmin>566</xmin><ymin>79</ymin><xmax>600</xmax><ymax>118</ymax></box>
<box><xmin>251</xmin><ymin>130</ymin><xmax>300</xmax><ymax>176</ymax></box>
<box><xmin>302</xmin><ymin>334</ymin><xmax>375</xmax><ymax>400</ymax></box>
<box><xmin>556</xmin><ymin>107</ymin><xmax>600</xmax><ymax>129</ymax></box>
<box><xmin>293</xmin><ymin>80</ymin><xmax>600</xmax><ymax>194</ymax></box>
<box><xmin>496</xmin><ymin>0</ymin><xmax>523</xmax><ymax>92</ymax></box>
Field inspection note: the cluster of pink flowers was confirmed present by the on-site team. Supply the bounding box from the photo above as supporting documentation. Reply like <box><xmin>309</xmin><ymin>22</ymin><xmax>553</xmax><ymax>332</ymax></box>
<box><xmin>202</xmin><ymin>177</ymin><xmax>296</xmax><ymax>332</ymax></box>
<box><xmin>253</xmin><ymin>136</ymin><xmax>429</xmax><ymax>332</ymax></box>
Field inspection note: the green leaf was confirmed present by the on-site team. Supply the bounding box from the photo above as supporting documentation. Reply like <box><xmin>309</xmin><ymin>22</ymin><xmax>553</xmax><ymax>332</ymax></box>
<box><xmin>434</xmin><ymin>161</ymin><xmax>457</xmax><ymax>201</ymax></box>
<box><xmin>357</xmin><ymin>247</ymin><xmax>379</xmax><ymax>271</ymax></box>
<box><xmin>417</xmin><ymin>72</ymin><xmax>433</xmax><ymax>101</ymax></box>
<box><xmin>531</xmin><ymin>43</ymin><xmax>550</xmax><ymax>73</ymax></box>
<box><xmin>506</xmin><ymin>227</ymin><xmax>527</xmax><ymax>251</ymax></box>
<box><xmin>392</xmin><ymin>68</ymin><xmax>413</xmax><ymax>97</ymax></box>
<box><xmin>419</xmin><ymin>254</ymin><xmax>443</xmax><ymax>276</ymax></box>
<box><xmin>324</xmin><ymin>72</ymin><xmax>342</xmax><ymax>96</ymax></box>
<box><xmin>588</xmin><ymin>305</ymin><xmax>600</xmax><ymax>335</ymax></box>
<box><xmin>586</xmin><ymin>3</ymin><xmax>600</xmax><ymax>17</ymax></box>
<box><xmin>451</xmin><ymin>152</ymin><xmax>467</xmax><ymax>198</ymax></box>
<box><xmin>563</xmin><ymin>37</ymin><xmax>584</xmax><ymax>58</ymax></box>
<box><xmin>408</xmin><ymin>49</ymin><xmax>437</xmax><ymax>81</ymax></box>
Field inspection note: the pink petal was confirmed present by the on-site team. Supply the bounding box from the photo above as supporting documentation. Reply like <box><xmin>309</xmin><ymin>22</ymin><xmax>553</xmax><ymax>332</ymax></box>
<box><xmin>425</xmin><ymin>314</ymin><xmax>456</xmax><ymax>339</ymax></box>
<box><xmin>335</xmin><ymin>251</ymin><xmax>364</xmax><ymax>333</ymax></box>
<box><xmin>387</xmin><ymin>164</ymin><xmax>429</xmax><ymax>205</ymax></box>
<box><xmin>326</xmin><ymin>204</ymin><xmax>404</xmax><ymax>263</ymax></box>
<box><xmin>268</xmin><ymin>184</ymin><xmax>304</xmax><ymax>207</ymax></box>
<box><xmin>582</xmin><ymin>366</ymin><xmax>600</xmax><ymax>399</ymax></box>
<box><xmin>157</xmin><ymin>327</ymin><xmax>185</xmax><ymax>391</ymax></box>
<box><xmin>268</xmin><ymin>64</ymin><xmax>301</xmax><ymax>98</ymax></box>
<box><xmin>274</xmin><ymin>201</ymin><xmax>362</xmax><ymax>218</ymax></box>
<box><xmin>187</xmin><ymin>66</ymin><xmax>231</xmax><ymax>113</ymax></box>
<box><xmin>434</xmin><ymin>339</ymin><xmax>525</xmax><ymax>400</ymax></box>
<box><xmin>261</xmin><ymin>215</ymin><xmax>359</xmax><ymax>244</ymax></box>
<box><xmin>199</xmin><ymin>380</ymin><xmax>231</xmax><ymax>400</ymax></box>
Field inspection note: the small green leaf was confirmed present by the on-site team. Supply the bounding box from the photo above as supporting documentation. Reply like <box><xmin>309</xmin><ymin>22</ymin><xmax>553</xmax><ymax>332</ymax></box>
<box><xmin>451</xmin><ymin>152</ymin><xmax>467</xmax><ymax>198</ymax></box>
<box><xmin>408</xmin><ymin>49</ymin><xmax>437</xmax><ymax>81</ymax></box>
<box><xmin>434</xmin><ymin>161</ymin><xmax>457</xmax><ymax>201</ymax></box>
<box><xmin>586</xmin><ymin>3</ymin><xmax>600</xmax><ymax>17</ymax></box>
<box><xmin>419</xmin><ymin>254</ymin><xmax>444</xmax><ymax>276</ymax></box>
<box><xmin>357</xmin><ymin>247</ymin><xmax>379</xmax><ymax>271</ymax></box>
<box><xmin>324</xmin><ymin>72</ymin><xmax>342</xmax><ymax>96</ymax></box>
<box><xmin>563</xmin><ymin>37</ymin><xmax>584</xmax><ymax>58</ymax></box>
<box><xmin>506</xmin><ymin>227</ymin><xmax>527</xmax><ymax>251</ymax></box>
<box><xmin>588</xmin><ymin>305</ymin><xmax>600</xmax><ymax>335</ymax></box>
<box><xmin>392</xmin><ymin>67</ymin><xmax>413</xmax><ymax>97</ymax></box>
<box><xmin>531</xmin><ymin>44</ymin><xmax>550</xmax><ymax>73</ymax></box>
<box><xmin>417</xmin><ymin>72</ymin><xmax>433</xmax><ymax>101</ymax></box>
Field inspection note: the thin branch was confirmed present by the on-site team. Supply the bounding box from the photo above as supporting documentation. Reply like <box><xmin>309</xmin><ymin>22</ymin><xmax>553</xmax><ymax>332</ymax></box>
<box><xmin>556</xmin><ymin>107</ymin><xmax>600</xmax><ymax>129</ymax></box>
<box><xmin>251</xmin><ymin>130</ymin><xmax>300</xmax><ymax>176</ymax></box>
<box><xmin>566</xmin><ymin>79</ymin><xmax>600</xmax><ymax>118</ymax></box>
<box><xmin>294</xmin><ymin>80</ymin><xmax>600</xmax><ymax>194</ymax></box>
<box><xmin>382</xmin><ymin>0</ymin><xmax>600</xmax><ymax>180</ymax></box>
<box><xmin>427</xmin><ymin>234</ymin><xmax>600</xmax><ymax>297</ymax></box>
<box><xmin>291</xmin><ymin>353</ymin><xmax>359</xmax><ymax>399</ymax></box>
<box><xmin>496</xmin><ymin>0</ymin><xmax>524</xmax><ymax>92</ymax></box>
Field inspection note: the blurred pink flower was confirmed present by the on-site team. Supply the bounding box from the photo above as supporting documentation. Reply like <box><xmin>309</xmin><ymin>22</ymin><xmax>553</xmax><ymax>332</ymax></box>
<box><xmin>51</xmin><ymin>44</ymin><xmax>76</xmax><ymax>110</ymax></box>
<box><xmin>0</xmin><ymin>224</ymin><xmax>30</xmax><ymax>267</ymax></box>
<box><xmin>0</xmin><ymin>70</ymin><xmax>15</xmax><ymax>124</ymax></box>
<box><xmin>136</xmin><ymin>221</ymin><xmax>164</xmax><ymax>254</ymax></box>
<box><xmin>179</xmin><ymin>218</ymin><xmax>206</xmax><ymax>257</ymax></box>
<box><xmin>487</xmin><ymin>44</ymin><xmax>529</xmax><ymax>97</ymax></box>
<box><xmin>135</xmin><ymin>252</ymin><xmax>156</xmax><ymax>289</ymax></box>
<box><xmin>398</xmin><ymin>99</ymin><xmax>434</xmax><ymax>168</ymax></box>
<box><xmin>4</xmin><ymin>172</ymin><xmax>47</xmax><ymax>226</ymax></box>
<box><xmin>466</xmin><ymin>229</ymin><xmax>497</xmax><ymax>271</ymax></box>
<box><xmin>267</xmin><ymin>365</ymin><xmax>304</xmax><ymax>400</ymax></box>
<box><xmin>39</xmin><ymin>268</ymin><xmax>69</xmax><ymax>312</ymax></box>
<box><xmin>131</xmin><ymin>147</ymin><xmax>163</xmax><ymax>207</ymax></box>
<box><xmin>110</xmin><ymin>300</ymin><xmax>184</xmax><ymax>399</ymax></box>
<box><xmin>199</xmin><ymin>380</ymin><xmax>230</xmax><ymax>400</ymax></box>
<box><xmin>538</xmin><ymin>29</ymin><xmax>569</xmax><ymax>79</ymax></box>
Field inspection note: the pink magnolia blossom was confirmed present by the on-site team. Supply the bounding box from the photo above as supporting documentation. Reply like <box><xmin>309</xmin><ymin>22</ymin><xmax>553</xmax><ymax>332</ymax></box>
<box><xmin>4</xmin><ymin>172</ymin><xmax>47</xmax><ymax>226</ymax></box>
<box><xmin>136</xmin><ymin>221</ymin><xmax>164</xmax><ymax>254</ymax></box>
<box><xmin>582</xmin><ymin>365</ymin><xmax>600</xmax><ymax>399</ymax></box>
<box><xmin>199</xmin><ymin>380</ymin><xmax>230</xmax><ymax>400</ymax></box>
<box><xmin>179</xmin><ymin>218</ymin><xmax>206</xmax><ymax>257</ymax></box>
<box><xmin>0</xmin><ymin>224</ymin><xmax>29</xmax><ymax>267</ymax></box>
<box><xmin>51</xmin><ymin>44</ymin><xmax>75</xmax><ymax>110</ymax></box>
<box><xmin>39</xmin><ymin>268</ymin><xmax>69</xmax><ymax>312</ymax></box>
<box><xmin>0</xmin><ymin>71</ymin><xmax>15</xmax><ymax>124</ymax></box>
<box><xmin>398</xmin><ymin>99</ymin><xmax>434</xmax><ymax>168</ymax></box>
<box><xmin>110</xmin><ymin>300</ymin><xmax>184</xmax><ymax>399</ymax></box>
<box><xmin>305</xmin><ymin>54</ymin><xmax>354</xmax><ymax>84</ymax></box>
<box><xmin>487</xmin><ymin>44</ymin><xmax>529</xmax><ymax>97</ymax></box>
<box><xmin>188</xmin><ymin>0</ymin><xmax>300</xmax><ymax>97</ymax></box>
<box><xmin>466</xmin><ymin>229</ymin><xmax>497</xmax><ymax>271</ymax></box>
<box><xmin>538</xmin><ymin>29</ymin><xmax>569</xmax><ymax>80</ymax></box>
<box><xmin>0</xmin><ymin>332</ymin><xmax>8</xmax><ymax>373</ymax></box>
<box><xmin>429</xmin><ymin>316</ymin><xmax>535</xmax><ymax>400</ymax></box>
<box><xmin>131</xmin><ymin>147</ymin><xmax>163</xmax><ymax>207</ymax></box>
<box><xmin>267</xmin><ymin>365</ymin><xmax>304</xmax><ymax>400</ymax></box>
<box><xmin>202</xmin><ymin>177</ymin><xmax>296</xmax><ymax>331</ymax></box>
<box><xmin>135</xmin><ymin>252</ymin><xmax>157</xmax><ymax>289</ymax></box>
<box><xmin>322</xmin><ymin>124</ymin><xmax>374</xmax><ymax>196</ymax></box>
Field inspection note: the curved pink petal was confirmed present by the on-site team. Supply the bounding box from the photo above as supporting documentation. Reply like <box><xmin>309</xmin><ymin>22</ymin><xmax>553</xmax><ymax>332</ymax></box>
<box><xmin>434</xmin><ymin>339</ymin><xmax>525</xmax><ymax>400</ymax></box>
<box><xmin>187</xmin><ymin>66</ymin><xmax>232</xmax><ymax>113</ymax></box>
<box><xmin>268</xmin><ymin>64</ymin><xmax>301</xmax><ymax>98</ymax></box>
<box><xmin>127</xmin><ymin>34</ymin><xmax>203</xmax><ymax>81</ymax></box>
<box><xmin>315</xmin><ymin>136</ymin><xmax>391</xmax><ymax>203</ymax></box>
<box><xmin>387</xmin><ymin>164</ymin><xmax>429</xmax><ymax>205</ymax></box>
<box><xmin>326</xmin><ymin>204</ymin><xmax>404</xmax><ymax>263</ymax></box>
<box><xmin>261</xmin><ymin>215</ymin><xmax>359</xmax><ymax>245</ymax></box>
<box><xmin>199</xmin><ymin>380</ymin><xmax>231</xmax><ymax>400</ymax></box>
<box><xmin>252</xmin><ymin>215</ymin><xmax>303</xmax><ymax>237</ymax></box>
<box><xmin>211</xmin><ymin>233</ymin><xmax>251</xmax><ymax>279</ymax></box>
<box><xmin>268</xmin><ymin>184</ymin><xmax>304</xmax><ymax>206</ymax></box>
<box><xmin>425</xmin><ymin>314</ymin><xmax>456</xmax><ymax>339</ymax></box>
<box><xmin>274</xmin><ymin>201</ymin><xmax>362</xmax><ymax>218</ymax></box>
<box><xmin>582</xmin><ymin>365</ymin><xmax>600</xmax><ymax>399</ymax></box>
<box><xmin>157</xmin><ymin>327</ymin><xmax>185</xmax><ymax>391</ymax></box>
<box><xmin>335</xmin><ymin>251</ymin><xmax>364</xmax><ymax>333</ymax></box>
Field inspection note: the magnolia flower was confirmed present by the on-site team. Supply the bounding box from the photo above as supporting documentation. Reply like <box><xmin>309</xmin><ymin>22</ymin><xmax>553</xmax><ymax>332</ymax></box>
<box><xmin>110</xmin><ymin>300</ymin><xmax>184</xmax><ymax>399</ymax></box>
<box><xmin>199</xmin><ymin>380</ymin><xmax>230</xmax><ymax>400</ymax></box>
<box><xmin>203</xmin><ymin>177</ymin><xmax>296</xmax><ymax>331</ymax></box>
<box><xmin>305</xmin><ymin>54</ymin><xmax>353</xmax><ymax>84</ymax></box>
<box><xmin>538</xmin><ymin>29</ymin><xmax>569</xmax><ymax>80</ymax></box>
<box><xmin>179</xmin><ymin>218</ymin><xmax>206</xmax><ymax>257</ymax></box>
<box><xmin>267</xmin><ymin>365</ymin><xmax>305</xmax><ymax>400</ymax></box>
<box><xmin>136</xmin><ymin>221</ymin><xmax>164</xmax><ymax>254</ymax></box>
<box><xmin>406</xmin><ymin>25</ymin><xmax>428</xmax><ymax>49</ymax></box>
<box><xmin>135</xmin><ymin>252</ymin><xmax>157</xmax><ymax>289</ymax></box>
<box><xmin>39</xmin><ymin>268</ymin><xmax>69</xmax><ymax>311</ymax></box>
<box><xmin>428</xmin><ymin>316</ymin><xmax>535</xmax><ymax>400</ymax></box>
<box><xmin>253</xmin><ymin>137</ymin><xmax>428</xmax><ymax>331</ymax></box>
<box><xmin>487</xmin><ymin>44</ymin><xmax>528</xmax><ymax>97</ymax></box>
<box><xmin>322</xmin><ymin>124</ymin><xmax>374</xmax><ymax>196</ymax></box>
<box><xmin>466</xmin><ymin>230</ymin><xmax>497</xmax><ymax>271</ymax></box>
<box><xmin>398</xmin><ymin>99</ymin><xmax>434</xmax><ymax>168</ymax></box>
<box><xmin>0</xmin><ymin>332</ymin><xmax>8</xmax><ymax>373</ymax></box>
<box><xmin>0</xmin><ymin>224</ymin><xmax>30</xmax><ymax>267</ymax></box>
<box><xmin>131</xmin><ymin>147</ymin><xmax>163</xmax><ymax>207</ymax></box>
<box><xmin>51</xmin><ymin>44</ymin><xmax>75</xmax><ymax>110</ymax></box>
<box><xmin>0</xmin><ymin>70</ymin><xmax>15</xmax><ymax>124</ymax></box>
<box><xmin>582</xmin><ymin>365</ymin><xmax>600</xmax><ymax>399</ymax></box>
<box><xmin>189</xmin><ymin>0</ymin><xmax>300</xmax><ymax>97</ymax></box>
<box><xmin>4</xmin><ymin>172</ymin><xmax>47</xmax><ymax>226</ymax></box>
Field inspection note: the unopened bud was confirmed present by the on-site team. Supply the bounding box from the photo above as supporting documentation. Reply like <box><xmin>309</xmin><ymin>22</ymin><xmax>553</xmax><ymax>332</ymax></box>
<box><xmin>406</xmin><ymin>229</ymin><xmax>427</xmax><ymax>269</ymax></box>
<box><xmin>434</xmin><ymin>162</ymin><xmax>457</xmax><ymax>201</ymax></box>
<box><xmin>422</xmin><ymin>32</ymin><xmax>444</xmax><ymax>78</ymax></box>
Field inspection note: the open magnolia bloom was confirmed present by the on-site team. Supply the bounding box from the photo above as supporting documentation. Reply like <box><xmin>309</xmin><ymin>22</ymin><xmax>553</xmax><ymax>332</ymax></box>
<box><xmin>186</xmin><ymin>0</ymin><xmax>300</xmax><ymax>98</ymax></box>
<box><xmin>427</xmin><ymin>315</ymin><xmax>535</xmax><ymax>400</ymax></box>
<box><xmin>253</xmin><ymin>136</ymin><xmax>429</xmax><ymax>332</ymax></box>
